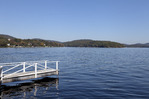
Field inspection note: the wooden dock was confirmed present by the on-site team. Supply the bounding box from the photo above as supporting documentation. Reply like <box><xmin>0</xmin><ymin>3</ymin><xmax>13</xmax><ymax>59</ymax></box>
<box><xmin>0</xmin><ymin>60</ymin><xmax>59</xmax><ymax>83</ymax></box>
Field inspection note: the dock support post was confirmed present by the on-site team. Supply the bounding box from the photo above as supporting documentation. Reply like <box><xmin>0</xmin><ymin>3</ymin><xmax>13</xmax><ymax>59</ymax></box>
<box><xmin>23</xmin><ymin>62</ymin><xmax>26</xmax><ymax>72</ymax></box>
<box><xmin>35</xmin><ymin>63</ymin><xmax>37</xmax><ymax>78</ymax></box>
<box><xmin>45</xmin><ymin>60</ymin><xmax>47</xmax><ymax>70</ymax></box>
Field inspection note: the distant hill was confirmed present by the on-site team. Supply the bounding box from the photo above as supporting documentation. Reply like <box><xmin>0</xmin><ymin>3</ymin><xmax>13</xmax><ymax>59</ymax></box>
<box><xmin>63</xmin><ymin>39</ymin><xmax>125</xmax><ymax>48</ymax></box>
<box><xmin>0</xmin><ymin>34</ymin><xmax>16</xmax><ymax>39</ymax></box>
<box><xmin>2</xmin><ymin>34</ymin><xmax>149</xmax><ymax>48</ymax></box>
<box><xmin>126</xmin><ymin>43</ymin><xmax>149</xmax><ymax>48</ymax></box>
<box><xmin>0</xmin><ymin>34</ymin><xmax>64</xmax><ymax>47</ymax></box>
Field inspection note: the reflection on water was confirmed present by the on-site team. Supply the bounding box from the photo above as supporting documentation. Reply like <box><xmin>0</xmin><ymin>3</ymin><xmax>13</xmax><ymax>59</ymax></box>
<box><xmin>0</xmin><ymin>77</ymin><xmax>59</xmax><ymax>98</ymax></box>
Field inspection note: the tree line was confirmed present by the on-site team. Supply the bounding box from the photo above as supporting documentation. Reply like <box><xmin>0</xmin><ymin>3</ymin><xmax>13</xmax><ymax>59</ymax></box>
<box><xmin>0</xmin><ymin>37</ymin><xmax>64</xmax><ymax>47</ymax></box>
<box><xmin>63</xmin><ymin>39</ymin><xmax>124</xmax><ymax>48</ymax></box>
<box><xmin>0</xmin><ymin>35</ymin><xmax>125</xmax><ymax>48</ymax></box>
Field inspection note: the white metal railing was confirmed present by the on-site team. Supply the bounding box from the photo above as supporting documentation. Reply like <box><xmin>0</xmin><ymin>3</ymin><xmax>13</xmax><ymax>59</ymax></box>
<box><xmin>0</xmin><ymin>60</ymin><xmax>59</xmax><ymax>82</ymax></box>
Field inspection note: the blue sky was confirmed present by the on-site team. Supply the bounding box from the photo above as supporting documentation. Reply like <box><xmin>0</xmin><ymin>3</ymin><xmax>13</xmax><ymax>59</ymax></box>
<box><xmin>0</xmin><ymin>0</ymin><xmax>149</xmax><ymax>44</ymax></box>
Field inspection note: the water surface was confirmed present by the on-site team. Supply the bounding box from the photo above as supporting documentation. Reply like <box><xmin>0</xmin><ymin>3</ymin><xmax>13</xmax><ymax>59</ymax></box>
<box><xmin>0</xmin><ymin>47</ymin><xmax>149</xmax><ymax>99</ymax></box>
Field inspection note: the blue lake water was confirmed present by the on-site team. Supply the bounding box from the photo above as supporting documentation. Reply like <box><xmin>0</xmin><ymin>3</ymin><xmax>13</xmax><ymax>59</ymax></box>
<box><xmin>0</xmin><ymin>47</ymin><xmax>149</xmax><ymax>99</ymax></box>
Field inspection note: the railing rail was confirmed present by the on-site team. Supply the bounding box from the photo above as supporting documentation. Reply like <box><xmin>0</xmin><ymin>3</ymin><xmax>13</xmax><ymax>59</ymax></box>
<box><xmin>0</xmin><ymin>60</ymin><xmax>59</xmax><ymax>83</ymax></box>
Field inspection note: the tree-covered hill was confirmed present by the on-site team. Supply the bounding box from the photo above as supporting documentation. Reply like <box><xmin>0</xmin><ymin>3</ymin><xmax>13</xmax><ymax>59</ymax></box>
<box><xmin>0</xmin><ymin>34</ymin><xmax>137</xmax><ymax>48</ymax></box>
<box><xmin>0</xmin><ymin>34</ymin><xmax>125</xmax><ymax>48</ymax></box>
<box><xmin>0</xmin><ymin>34</ymin><xmax>15</xmax><ymax>39</ymax></box>
<box><xmin>126</xmin><ymin>43</ymin><xmax>149</xmax><ymax>48</ymax></box>
<box><xmin>0</xmin><ymin>34</ymin><xmax>64</xmax><ymax>47</ymax></box>
<box><xmin>63</xmin><ymin>39</ymin><xmax>125</xmax><ymax>48</ymax></box>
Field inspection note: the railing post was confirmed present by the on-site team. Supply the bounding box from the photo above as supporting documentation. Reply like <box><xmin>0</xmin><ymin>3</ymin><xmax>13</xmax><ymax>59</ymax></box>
<box><xmin>45</xmin><ymin>60</ymin><xmax>47</xmax><ymax>70</ymax></box>
<box><xmin>35</xmin><ymin>63</ymin><xmax>37</xmax><ymax>78</ymax></box>
<box><xmin>23</xmin><ymin>62</ymin><xmax>26</xmax><ymax>72</ymax></box>
<box><xmin>56</xmin><ymin>61</ymin><xmax>58</xmax><ymax>70</ymax></box>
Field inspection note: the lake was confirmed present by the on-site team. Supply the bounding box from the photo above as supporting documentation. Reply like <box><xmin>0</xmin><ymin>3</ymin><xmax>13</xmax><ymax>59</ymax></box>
<box><xmin>0</xmin><ymin>47</ymin><xmax>149</xmax><ymax>99</ymax></box>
